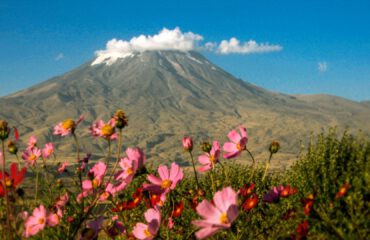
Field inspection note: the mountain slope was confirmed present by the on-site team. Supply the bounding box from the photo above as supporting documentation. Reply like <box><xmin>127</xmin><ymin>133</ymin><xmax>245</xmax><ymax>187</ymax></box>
<box><xmin>1</xmin><ymin>50</ymin><xmax>369</xmax><ymax>169</ymax></box>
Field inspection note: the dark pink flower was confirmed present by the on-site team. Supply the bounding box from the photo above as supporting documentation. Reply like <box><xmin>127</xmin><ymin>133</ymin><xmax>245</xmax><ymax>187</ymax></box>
<box><xmin>182</xmin><ymin>137</ymin><xmax>193</xmax><ymax>151</ymax></box>
<box><xmin>263</xmin><ymin>187</ymin><xmax>280</xmax><ymax>203</ymax></box>
<box><xmin>222</xmin><ymin>127</ymin><xmax>248</xmax><ymax>159</ymax></box>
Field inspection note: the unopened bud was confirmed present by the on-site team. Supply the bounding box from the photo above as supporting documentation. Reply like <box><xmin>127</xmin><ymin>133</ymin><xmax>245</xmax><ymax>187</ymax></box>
<box><xmin>182</xmin><ymin>137</ymin><xmax>193</xmax><ymax>151</ymax></box>
<box><xmin>269</xmin><ymin>141</ymin><xmax>280</xmax><ymax>154</ymax></box>
<box><xmin>200</xmin><ymin>141</ymin><xmax>212</xmax><ymax>153</ymax></box>
<box><xmin>0</xmin><ymin>120</ymin><xmax>10</xmax><ymax>140</ymax></box>
<box><xmin>113</xmin><ymin>109</ymin><xmax>128</xmax><ymax>129</ymax></box>
<box><xmin>56</xmin><ymin>179</ymin><xmax>63</xmax><ymax>188</ymax></box>
<box><xmin>197</xmin><ymin>189</ymin><xmax>205</xmax><ymax>197</ymax></box>
<box><xmin>7</xmin><ymin>140</ymin><xmax>18</xmax><ymax>155</ymax></box>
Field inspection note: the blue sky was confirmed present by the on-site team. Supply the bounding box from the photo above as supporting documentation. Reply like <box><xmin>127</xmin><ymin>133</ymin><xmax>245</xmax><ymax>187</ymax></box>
<box><xmin>1</xmin><ymin>0</ymin><xmax>370</xmax><ymax>101</ymax></box>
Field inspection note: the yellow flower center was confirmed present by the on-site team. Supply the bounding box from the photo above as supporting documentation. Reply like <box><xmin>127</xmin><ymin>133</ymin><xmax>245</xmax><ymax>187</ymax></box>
<box><xmin>161</xmin><ymin>179</ymin><xmax>172</xmax><ymax>189</ymax></box>
<box><xmin>209</xmin><ymin>155</ymin><xmax>215</xmax><ymax>162</ymax></box>
<box><xmin>144</xmin><ymin>229</ymin><xmax>152</xmax><ymax>237</ymax></box>
<box><xmin>29</xmin><ymin>154</ymin><xmax>37</xmax><ymax>161</ymax></box>
<box><xmin>236</xmin><ymin>143</ymin><xmax>242</xmax><ymax>150</ymax></box>
<box><xmin>101</xmin><ymin>124</ymin><xmax>114</xmax><ymax>137</ymax></box>
<box><xmin>5</xmin><ymin>178</ymin><xmax>12</xmax><ymax>187</ymax></box>
<box><xmin>92</xmin><ymin>179</ymin><xmax>100</xmax><ymax>188</ymax></box>
<box><xmin>219</xmin><ymin>213</ymin><xmax>228</xmax><ymax>224</ymax></box>
<box><xmin>38</xmin><ymin>218</ymin><xmax>45</xmax><ymax>224</ymax></box>
<box><xmin>126</xmin><ymin>167</ymin><xmax>133</xmax><ymax>175</ymax></box>
<box><xmin>62</xmin><ymin>119</ymin><xmax>75</xmax><ymax>130</ymax></box>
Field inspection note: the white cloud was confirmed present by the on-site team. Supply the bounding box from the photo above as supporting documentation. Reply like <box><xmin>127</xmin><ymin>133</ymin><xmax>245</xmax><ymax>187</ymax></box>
<box><xmin>92</xmin><ymin>27</ymin><xmax>203</xmax><ymax>65</ymax></box>
<box><xmin>55</xmin><ymin>53</ymin><xmax>64</xmax><ymax>61</ymax></box>
<box><xmin>217</xmin><ymin>38</ymin><xmax>282</xmax><ymax>54</ymax></box>
<box><xmin>318</xmin><ymin>61</ymin><xmax>328</xmax><ymax>73</ymax></box>
<box><xmin>92</xmin><ymin>27</ymin><xmax>283</xmax><ymax>65</ymax></box>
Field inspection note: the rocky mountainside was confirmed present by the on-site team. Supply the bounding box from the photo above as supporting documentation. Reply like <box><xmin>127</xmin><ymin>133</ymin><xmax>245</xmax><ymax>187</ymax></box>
<box><xmin>1</xmin><ymin>50</ymin><xmax>369</xmax><ymax>169</ymax></box>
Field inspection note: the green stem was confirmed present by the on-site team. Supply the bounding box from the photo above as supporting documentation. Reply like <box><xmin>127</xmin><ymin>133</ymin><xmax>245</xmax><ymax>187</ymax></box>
<box><xmin>189</xmin><ymin>151</ymin><xmax>200</xmax><ymax>190</ymax></box>
<box><xmin>34</xmin><ymin>166</ymin><xmax>39</xmax><ymax>202</ymax></box>
<box><xmin>246</xmin><ymin>148</ymin><xmax>256</xmax><ymax>182</ymax></box>
<box><xmin>2</xmin><ymin>140</ymin><xmax>13</xmax><ymax>240</ymax></box>
<box><xmin>72</xmin><ymin>133</ymin><xmax>84</xmax><ymax>213</ymax></box>
<box><xmin>262</xmin><ymin>152</ymin><xmax>273</xmax><ymax>181</ymax></box>
<box><xmin>106</xmin><ymin>129</ymin><xmax>122</xmax><ymax>186</ymax></box>
<box><xmin>218</xmin><ymin>161</ymin><xmax>230</xmax><ymax>185</ymax></box>
<box><xmin>210</xmin><ymin>168</ymin><xmax>216</xmax><ymax>193</ymax></box>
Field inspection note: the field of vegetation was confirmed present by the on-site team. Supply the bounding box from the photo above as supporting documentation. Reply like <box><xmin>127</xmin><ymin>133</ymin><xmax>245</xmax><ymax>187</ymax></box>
<box><xmin>0</xmin><ymin>110</ymin><xmax>369</xmax><ymax>239</ymax></box>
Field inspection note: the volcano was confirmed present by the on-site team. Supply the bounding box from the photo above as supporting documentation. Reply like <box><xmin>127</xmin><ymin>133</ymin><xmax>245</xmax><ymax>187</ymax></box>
<box><xmin>1</xmin><ymin>50</ymin><xmax>369</xmax><ymax>169</ymax></box>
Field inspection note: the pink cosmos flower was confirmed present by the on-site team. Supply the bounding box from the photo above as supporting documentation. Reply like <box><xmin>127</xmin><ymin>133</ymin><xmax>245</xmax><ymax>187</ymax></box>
<box><xmin>133</xmin><ymin>208</ymin><xmax>161</xmax><ymax>240</ymax></box>
<box><xmin>27</xmin><ymin>136</ymin><xmax>37</xmax><ymax>149</ymax></box>
<box><xmin>90</xmin><ymin>119</ymin><xmax>117</xmax><ymax>140</ymax></box>
<box><xmin>53</xmin><ymin>115</ymin><xmax>84</xmax><ymax>136</ymax></box>
<box><xmin>223</xmin><ymin>127</ymin><xmax>248</xmax><ymax>159</ymax></box>
<box><xmin>22</xmin><ymin>147</ymin><xmax>41</xmax><ymax>166</ymax></box>
<box><xmin>126</xmin><ymin>147</ymin><xmax>146</xmax><ymax>169</ymax></box>
<box><xmin>77</xmin><ymin>162</ymin><xmax>107</xmax><ymax>201</ymax></box>
<box><xmin>57</xmin><ymin>162</ymin><xmax>69</xmax><ymax>173</ymax></box>
<box><xmin>23</xmin><ymin>205</ymin><xmax>47</xmax><ymax>238</ymax></box>
<box><xmin>55</xmin><ymin>192</ymin><xmax>69</xmax><ymax>208</ymax></box>
<box><xmin>42</xmin><ymin>142</ymin><xmax>54</xmax><ymax>159</ymax></box>
<box><xmin>47</xmin><ymin>207</ymin><xmax>63</xmax><ymax>227</ymax></box>
<box><xmin>198</xmin><ymin>141</ymin><xmax>221</xmax><ymax>172</ymax></box>
<box><xmin>192</xmin><ymin>187</ymin><xmax>239</xmax><ymax>239</ymax></box>
<box><xmin>115</xmin><ymin>155</ymin><xmax>139</xmax><ymax>183</ymax></box>
<box><xmin>144</xmin><ymin>162</ymin><xmax>184</xmax><ymax>195</ymax></box>
<box><xmin>182</xmin><ymin>137</ymin><xmax>193</xmax><ymax>151</ymax></box>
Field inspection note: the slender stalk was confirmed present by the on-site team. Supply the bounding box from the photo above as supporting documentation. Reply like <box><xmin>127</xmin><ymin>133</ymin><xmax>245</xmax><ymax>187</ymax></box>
<box><xmin>262</xmin><ymin>152</ymin><xmax>273</xmax><ymax>181</ymax></box>
<box><xmin>210</xmin><ymin>168</ymin><xmax>216</xmax><ymax>193</ymax></box>
<box><xmin>246</xmin><ymin>148</ymin><xmax>256</xmax><ymax>182</ymax></box>
<box><xmin>106</xmin><ymin>139</ymin><xmax>112</xmax><ymax>166</ymax></box>
<box><xmin>106</xmin><ymin>129</ymin><xmax>122</xmax><ymax>186</ymax></box>
<box><xmin>34</xmin><ymin>166</ymin><xmax>39</xmax><ymax>202</ymax></box>
<box><xmin>72</xmin><ymin>133</ymin><xmax>84</xmax><ymax>213</ymax></box>
<box><xmin>218</xmin><ymin>161</ymin><xmax>230</xmax><ymax>185</ymax></box>
<box><xmin>189</xmin><ymin>151</ymin><xmax>200</xmax><ymax>190</ymax></box>
<box><xmin>1</xmin><ymin>140</ymin><xmax>13</xmax><ymax>240</ymax></box>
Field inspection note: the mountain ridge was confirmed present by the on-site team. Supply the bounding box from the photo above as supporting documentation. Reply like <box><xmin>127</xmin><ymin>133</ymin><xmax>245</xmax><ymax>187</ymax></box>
<box><xmin>1</xmin><ymin>50</ymin><xmax>369</xmax><ymax>169</ymax></box>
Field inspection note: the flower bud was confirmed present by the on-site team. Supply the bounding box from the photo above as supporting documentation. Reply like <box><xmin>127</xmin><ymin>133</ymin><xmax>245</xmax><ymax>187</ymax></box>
<box><xmin>0</xmin><ymin>120</ymin><xmax>10</xmax><ymax>140</ymax></box>
<box><xmin>113</xmin><ymin>109</ymin><xmax>128</xmax><ymax>129</ymax></box>
<box><xmin>269</xmin><ymin>141</ymin><xmax>280</xmax><ymax>154</ymax></box>
<box><xmin>200</xmin><ymin>141</ymin><xmax>212</xmax><ymax>153</ymax></box>
<box><xmin>182</xmin><ymin>137</ymin><xmax>193</xmax><ymax>151</ymax></box>
<box><xmin>7</xmin><ymin>140</ymin><xmax>18</xmax><ymax>155</ymax></box>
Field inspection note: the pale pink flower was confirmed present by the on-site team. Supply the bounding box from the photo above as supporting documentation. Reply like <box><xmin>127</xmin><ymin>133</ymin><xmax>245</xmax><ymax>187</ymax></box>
<box><xmin>133</xmin><ymin>208</ymin><xmax>161</xmax><ymax>240</ymax></box>
<box><xmin>182</xmin><ymin>137</ymin><xmax>193</xmax><ymax>151</ymax></box>
<box><xmin>167</xmin><ymin>217</ymin><xmax>174</xmax><ymax>229</ymax></box>
<box><xmin>192</xmin><ymin>187</ymin><xmax>239</xmax><ymax>239</ymax></box>
<box><xmin>115</xmin><ymin>154</ymin><xmax>139</xmax><ymax>184</ymax></box>
<box><xmin>55</xmin><ymin>192</ymin><xmax>69</xmax><ymax>207</ymax></box>
<box><xmin>53</xmin><ymin>115</ymin><xmax>84</xmax><ymax>136</ymax></box>
<box><xmin>77</xmin><ymin>162</ymin><xmax>107</xmax><ymax>201</ymax></box>
<box><xmin>126</xmin><ymin>147</ymin><xmax>146</xmax><ymax>169</ymax></box>
<box><xmin>42</xmin><ymin>142</ymin><xmax>54</xmax><ymax>159</ymax></box>
<box><xmin>57</xmin><ymin>162</ymin><xmax>69</xmax><ymax>173</ymax></box>
<box><xmin>27</xmin><ymin>136</ymin><xmax>37</xmax><ymax>149</ymax></box>
<box><xmin>144</xmin><ymin>162</ymin><xmax>184</xmax><ymax>195</ymax></box>
<box><xmin>47</xmin><ymin>208</ymin><xmax>62</xmax><ymax>227</ymax></box>
<box><xmin>23</xmin><ymin>205</ymin><xmax>47</xmax><ymax>238</ymax></box>
<box><xmin>22</xmin><ymin>147</ymin><xmax>41</xmax><ymax>166</ymax></box>
<box><xmin>223</xmin><ymin>127</ymin><xmax>248</xmax><ymax>159</ymax></box>
<box><xmin>198</xmin><ymin>141</ymin><xmax>221</xmax><ymax>172</ymax></box>
<box><xmin>90</xmin><ymin>119</ymin><xmax>117</xmax><ymax>140</ymax></box>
